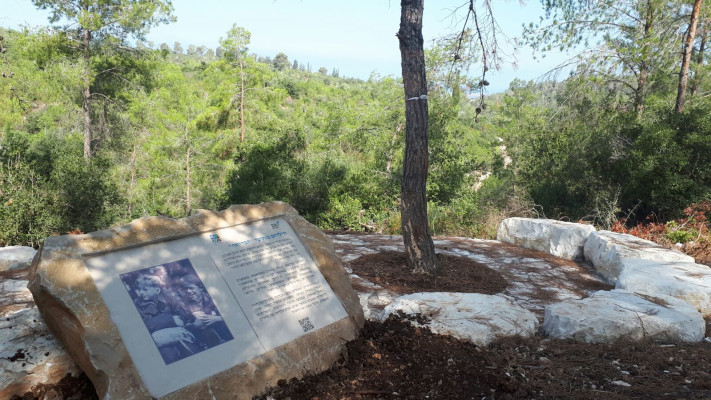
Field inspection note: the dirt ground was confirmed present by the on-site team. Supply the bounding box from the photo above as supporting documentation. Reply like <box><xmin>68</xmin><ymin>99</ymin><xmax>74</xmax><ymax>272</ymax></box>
<box><xmin>257</xmin><ymin>249</ymin><xmax>711</xmax><ymax>400</ymax></box>
<box><xmin>12</xmin><ymin>240</ymin><xmax>711</xmax><ymax>400</ymax></box>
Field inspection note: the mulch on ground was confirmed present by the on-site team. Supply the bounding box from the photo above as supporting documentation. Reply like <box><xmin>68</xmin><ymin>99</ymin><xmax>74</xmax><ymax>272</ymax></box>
<box><xmin>14</xmin><ymin>248</ymin><xmax>711</xmax><ymax>400</ymax></box>
<box><xmin>350</xmin><ymin>251</ymin><xmax>509</xmax><ymax>295</ymax></box>
<box><xmin>257</xmin><ymin>250</ymin><xmax>711</xmax><ymax>400</ymax></box>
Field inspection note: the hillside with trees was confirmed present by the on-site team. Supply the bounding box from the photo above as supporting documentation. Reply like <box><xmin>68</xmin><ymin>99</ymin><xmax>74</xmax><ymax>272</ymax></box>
<box><xmin>1</xmin><ymin>0</ymin><xmax>710</xmax><ymax>250</ymax></box>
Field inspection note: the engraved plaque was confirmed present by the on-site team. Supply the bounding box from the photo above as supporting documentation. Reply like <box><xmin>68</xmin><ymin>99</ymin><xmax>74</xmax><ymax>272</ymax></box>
<box><xmin>84</xmin><ymin>217</ymin><xmax>348</xmax><ymax>397</ymax></box>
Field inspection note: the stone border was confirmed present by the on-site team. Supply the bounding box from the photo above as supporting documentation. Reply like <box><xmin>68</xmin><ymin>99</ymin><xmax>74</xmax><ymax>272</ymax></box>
<box><xmin>498</xmin><ymin>218</ymin><xmax>711</xmax><ymax>340</ymax></box>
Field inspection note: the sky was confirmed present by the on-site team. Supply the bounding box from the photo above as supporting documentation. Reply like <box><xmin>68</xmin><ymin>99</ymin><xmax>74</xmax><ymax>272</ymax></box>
<box><xmin>1</xmin><ymin>0</ymin><xmax>572</xmax><ymax>94</ymax></box>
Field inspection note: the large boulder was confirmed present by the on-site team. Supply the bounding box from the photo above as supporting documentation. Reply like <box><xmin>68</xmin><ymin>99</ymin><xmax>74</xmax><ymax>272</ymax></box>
<box><xmin>380</xmin><ymin>292</ymin><xmax>539</xmax><ymax>346</ymax></box>
<box><xmin>616</xmin><ymin>260</ymin><xmax>711</xmax><ymax>316</ymax></box>
<box><xmin>497</xmin><ymin>218</ymin><xmax>595</xmax><ymax>260</ymax></box>
<box><xmin>28</xmin><ymin>202</ymin><xmax>364</xmax><ymax>400</ymax></box>
<box><xmin>542</xmin><ymin>290</ymin><xmax>705</xmax><ymax>343</ymax></box>
<box><xmin>1</xmin><ymin>268</ymin><xmax>84</xmax><ymax>399</ymax></box>
<box><xmin>0</xmin><ymin>246</ymin><xmax>37</xmax><ymax>272</ymax></box>
<box><xmin>583</xmin><ymin>230</ymin><xmax>694</xmax><ymax>284</ymax></box>
<box><xmin>1</xmin><ymin>308</ymin><xmax>86</xmax><ymax>399</ymax></box>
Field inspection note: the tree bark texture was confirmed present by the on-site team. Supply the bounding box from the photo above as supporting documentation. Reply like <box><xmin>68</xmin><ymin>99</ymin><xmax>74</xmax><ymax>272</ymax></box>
<box><xmin>185</xmin><ymin>131</ymin><xmax>191</xmax><ymax>216</ymax></box>
<box><xmin>128</xmin><ymin>141</ymin><xmax>137</xmax><ymax>216</ymax></box>
<box><xmin>691</xmin><ymin>22</ymin><xmax>707</xmax><ymax>96</ymax></box>
<box><xmin>82</xmin><ymin>24</ymin><xmax>92</xmax><ymax>159</ymax></box>
<box><xmin>239</xmin><ymin>58</ymin><xmax>246</xmax><ymax>142</ymax></box>
<box><xmin>675</xmin><ymin>0</ymin><xmax>703</xmax><ymax>113</ymax></box>
<box><xmin>635</xmin><ymin>0</ymin><xmax>655</xmax><ymax>116</ymax></box>
<box><xmin>398</xmin><ymin>0</ymin><xmax>436</xmax><ymax>274</ymax></box>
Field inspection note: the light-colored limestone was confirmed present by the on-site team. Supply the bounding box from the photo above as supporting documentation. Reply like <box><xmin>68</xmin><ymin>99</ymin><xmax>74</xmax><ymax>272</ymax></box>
<box><xmin>616</xmin><ymin>260</ymin><xmax>711</xmax><ymax>316</ymax></box>
<box><xmin>542</xmin><ymin>290</ymin><xmax>705</xmax><ymax>343</ymax></box>
<box><xmin>497</xmin><ymin>218</ymin><xmax>595</xmax><ymax>260</ymax></box>
<box><xmin>584</xmin><ymin>230</ymin><xmax>694</xmax><ymax>284</ymax></box>
<box><xmin>0</xmin><ymin>246</ymin><xmax>37</xmax><ymax>272</ymax></box>
<box><xmin>1</xmin><ymin>308</ymin><xmax>84</xmax><ymax>399</ymax></box>
<box><xmin>380</xmin><ymin>292</ymin><xmax>539</xmax><ymax>346</ymax></box>
<box><xmin>1</xmin><ymin>266</ymin><xmax>83</xmax><ymax>399</ymax></box>
<box><xmin>27</xmin><ymin>202</ymin><xmax>363</xmax><ymax>400</ymax></box>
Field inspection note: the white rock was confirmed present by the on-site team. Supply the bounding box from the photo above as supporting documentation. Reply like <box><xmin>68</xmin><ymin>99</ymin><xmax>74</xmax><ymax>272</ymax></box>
<box><xmin>611</xmin><ymin>380</ymin><xmax>631</xmax><ymax>387</ymax></box>
<box><xmin>367</xmin><ymin>290</ymin><xmax>399</xmax><ymax>308</ymax></box>
<box><xmin>616</xmin><ymin>260</ymin><xmax>711</xmax><ymax>316</ymax></box>
<box><xmin>0</xmin><ymin>246</ymin><xmax>36</xmax><ymax>272</ymax></box>
<box><xmin>584</xmin><ymin>231</ymin><xmax>694</xmax><ymax>284</ymax></box>
<box><xmin>542</xmin><ymin>290</ymin><xmax>705</xmax><ymax>343</ymax></box>
<box><xmin>497</xmin><ymin>218</ymin><xmax>595</xmax><ymax>260</ymax></box>
<box><xmin>380</xmin><ymin>292</ymin><xmax>539</xmax><ymax>346</ymax></box>
<box><xmin>0</xmin><ymin>308</ymin><xmax>83</xmax><ymax>399</ymax></box>
<box><xmin>349</xmin><ymin>273</ymin><xmax>398</xmax><ymax>321</ymax></box>
<box><xmin>0</xmin><ymin>279</ymin><xmax>33</xmax><ymax>310</ymax></box>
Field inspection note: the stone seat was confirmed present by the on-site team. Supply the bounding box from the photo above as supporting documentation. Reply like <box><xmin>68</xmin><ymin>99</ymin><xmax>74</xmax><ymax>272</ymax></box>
<box><xmin>541</xmin><ymin>289</ymin><xmax>705</xmax><ymax>343</ymax></box>
<box><xmin>380</xmin><ymin>292</ymin><xmax>539</xmax><ymax>346</ymax></box>
<box><xmin>497</xmin><ymin>218</ymin><xmax>595</xmax><ymax>260</ymax></box>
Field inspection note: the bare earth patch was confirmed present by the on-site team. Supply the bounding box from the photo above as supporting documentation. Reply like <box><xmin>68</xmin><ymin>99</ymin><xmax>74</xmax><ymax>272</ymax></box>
<box><xmin>257</xmin><ymin>313</ymin><xmax>711</xmax><ymax>400</ymax></box>
<box><xmin>350</xmin><ymin>251</ymin><xmax>508</xmax><ymax>295</ymax></box>
<box><xmin>9</xmin><ymin>234</ymin><xmax>711</xmax><ymax>399</ymax></box>
<box><xmin>257</xmin><ymin>234</ymin><xmax>711</xmax><ymax>400</ymax></box>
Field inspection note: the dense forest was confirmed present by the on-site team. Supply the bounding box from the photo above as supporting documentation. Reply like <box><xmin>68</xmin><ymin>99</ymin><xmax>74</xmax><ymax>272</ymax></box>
<box><xmin>1</xmin><ymin>0</ymin><xmax>710</xmax><ymax>248</ymax></box>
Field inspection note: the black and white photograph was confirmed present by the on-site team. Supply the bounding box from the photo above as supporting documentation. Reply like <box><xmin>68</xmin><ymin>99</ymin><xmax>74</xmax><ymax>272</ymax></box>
<box><xmin>119</xmin><ymin>258</ymin><xmax>234</xmax><ymax>365</ymax></box>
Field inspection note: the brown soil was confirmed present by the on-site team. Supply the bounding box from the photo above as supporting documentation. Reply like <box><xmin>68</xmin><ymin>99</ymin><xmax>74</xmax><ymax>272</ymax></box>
<box><xmin>13</xmin><ymin>245</ymin><xmax>711</xmax><ymax>400</ymax></box>
<box><xmin>257</xmin><ymin>250</ymin><xmax>711</xmax><ymax>400</ymax></box>
<box><xmin>686</xmin><ymin>241</ymin><xmax>711</xmax><ymax>267</ymax></box>
<box><xmin>257</xmin><ymin>314</ymin><xmax>711</xmax><ymax>400</ymax></box>
<box><xmin>11</xmin><ymin>373</ymin><xmax>97</xmax><ymax>400</ymax></box>
<box><xmin>351</xmin><ymin>251</ymin><xmax>509</xmax><ymax>295</ymax></box>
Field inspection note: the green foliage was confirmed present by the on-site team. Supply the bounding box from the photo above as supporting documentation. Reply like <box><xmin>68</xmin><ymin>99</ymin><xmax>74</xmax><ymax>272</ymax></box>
<box><xmin>0</xmin><ymin>130</ymin><xmax>121</xmax><ymax>246</ymax></box>
<box><xmin>664</xmin><ymin>221</ymin><xmax>697</xmax><ymax>243</ymax></box>
<box><xmin>12</xmin><ymin>2</ymin><xmax>711</xmax><ymax>248</ymax></box>
<box><xmin>273</xmin><ymin>52</ymin><xmax>290</xmax><ymax>71</ymax></box>
<box><xmin>31</xmin><ymin>0</ymin><xmax>174</xmax><ymax>40</ymax></box>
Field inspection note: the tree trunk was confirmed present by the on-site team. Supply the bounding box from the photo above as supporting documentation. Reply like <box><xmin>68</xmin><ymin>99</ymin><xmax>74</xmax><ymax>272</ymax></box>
<box><xmin>239</xmin><ymin>58</ymin><xmax>246</xmax><ymax>142</ymax></box>
<box><xmin>398</xmin><ymin>0</ymin><xmax>436</xmax><ymax>274</ymax></box>
<box><xmin>82</xmin><ymin>25</ymin><xmax>92</xmax><ymax>159</ymax></box>
<box><xmin>635</xmin><ymin>0</ymin><xmax>655</xmax><ymax>116</ymax></box>
<box><xmin>691</xmin><ymin>22</ymin><xmax>707</xmax><ymax>96</ymax></box>
<box><xmin>128</xmin><ymin>141</ymin><xmax>137</xmax><ymax>217</ymax></box>
<box><xmin>675</xmin><ymin>0</ymin><xmax>704</xmax><ymax>113</ymax></box>
<box><xmin>185</xmin><ymin>130</ymin><xmax>191</xmax><ymax>216</ymax></box>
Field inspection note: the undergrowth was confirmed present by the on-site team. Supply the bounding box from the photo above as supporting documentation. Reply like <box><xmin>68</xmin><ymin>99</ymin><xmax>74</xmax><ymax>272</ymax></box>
<box><xmin>611</xmin><ymin>202</ymin><xmax>711</xmax><ymax>249</ymax></box>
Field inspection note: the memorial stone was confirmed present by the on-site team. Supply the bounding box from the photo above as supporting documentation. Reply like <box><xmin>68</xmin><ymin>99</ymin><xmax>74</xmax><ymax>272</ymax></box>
<box><xmin>28</xmin><ymin>202</ymin><xmax>364</xmax><ymax>399</ymax></box>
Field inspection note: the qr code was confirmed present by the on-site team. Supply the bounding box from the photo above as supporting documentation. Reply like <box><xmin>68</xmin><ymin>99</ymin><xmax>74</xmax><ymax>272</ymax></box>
<box><xmin>298</xmin><ymin>317</ymin><xmax>315</xmax><ymax>332</ymax></box>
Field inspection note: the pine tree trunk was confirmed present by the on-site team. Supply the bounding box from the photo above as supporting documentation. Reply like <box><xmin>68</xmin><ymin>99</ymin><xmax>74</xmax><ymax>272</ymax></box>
<box><xmin>675</xmin><ymin>0</ymin><xmax>703</xmax><ymax>113</ymax></box>
<box><xmin>239</xmin><ymin>58</ymin><xmax>246</xmax><ymax>142</ymax></box>
<box><xmin>691</xmin><ymin>23</ymin><xmax>707</xmax><ymax>96</ymax></box>
<box><xmin>82</xmin><ymin>25</ymin><xmax>92</xmax><ymax>159</ymax></box>
<box><xmin>186</xmin><ymin>131</ymin><xmax>191</xmax><ymax>216</ymax></box>
<box><xmin>635</xmin><ymin>0</ymin><xmax>655</xmax><ymax>116</ymax></box>
<box><xmin>128</xmin><ymin>141</ymin><xmax>137</xmax><ymax>216</ymax></box>
<box><xmin>398</xmin><ymin>0</ymin><xmax>436</xmax><ymax>274</ymax></box>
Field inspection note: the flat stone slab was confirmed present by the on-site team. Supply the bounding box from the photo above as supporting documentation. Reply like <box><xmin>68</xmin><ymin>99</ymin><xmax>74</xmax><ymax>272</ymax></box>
<box><xmin>497</xmin><ymin>218</ymin><xmax>595</xmax><ymax>260</ymax></box>
<box><xmin>616</xmin><ymin>260</ymin><xmax>711</xmax><ymax>316</ymax></box>
<box><xmin>1</xmin><ymin>308</ymin><xmax>84</xmax><ymax>399</ymax></box>
<box><xmin>380</xmin><ymin>292</ymin><xmax>539</xmax><ymax>346</ymax></box>
<box><xmin>584</xmin><ymin>230</ymin><xmax>694</xmax><ymax>284</ymax></box>
<box><xmin>1</xmin><ymin>267</ymin><xmax>82</xmax><ymax>399</ymax></box>
<box><xmin>542</xmin><ymin>290</ymin><xmax>705</xmax><ymax>343</ymax></box>
<box><xmin>28</xmin><ymin>202</ymin><xmax>363</xmax><ymax>400</ymax></box>
<box><xmin>0</xmin><ymin>246</ymin><xmax>37</xmax><ymax>272</ymax></box>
